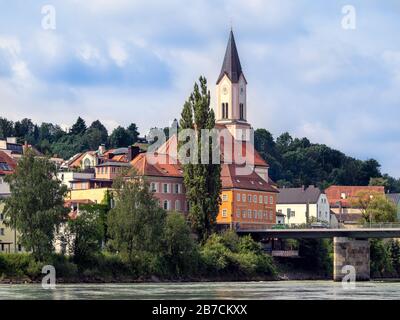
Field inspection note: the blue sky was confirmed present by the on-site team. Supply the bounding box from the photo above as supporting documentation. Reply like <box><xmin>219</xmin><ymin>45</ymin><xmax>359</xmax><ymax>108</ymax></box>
<box><xmin>0</xmin><ymin>0</ymin><xmax>399</xmax><ymax>177</ymax></box>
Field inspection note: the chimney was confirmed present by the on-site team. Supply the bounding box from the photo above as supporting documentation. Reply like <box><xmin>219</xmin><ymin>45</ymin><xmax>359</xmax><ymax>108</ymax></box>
<box><xmin>98</xmin><ymin>144</ymin><xmax>106</xmax><ymax>155</ymax></box>
<box><xmin>128</xmin><ymin>146</ymin><xmax>140</xmax><ymax>162</ymax></box>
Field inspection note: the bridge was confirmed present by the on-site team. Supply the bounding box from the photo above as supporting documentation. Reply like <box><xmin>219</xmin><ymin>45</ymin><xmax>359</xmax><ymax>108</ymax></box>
<box><xmin>234</xmin><ymin>223</ymin><xmax>400</xmax><ymax>281</ymax></box>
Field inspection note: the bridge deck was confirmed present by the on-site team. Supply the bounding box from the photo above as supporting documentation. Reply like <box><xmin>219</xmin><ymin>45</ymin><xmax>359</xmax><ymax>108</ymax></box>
<box><xmin>236</xmin><ymin>228</ymin><xmax>400</xmax><ymax>239</ymax></box>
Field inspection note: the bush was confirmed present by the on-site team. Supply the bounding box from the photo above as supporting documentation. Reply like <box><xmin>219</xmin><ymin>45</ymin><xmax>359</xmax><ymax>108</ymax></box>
<box><xmin>163</xmin><ymin>212</ymin><xmax>200</xmax><ymax>277</ymax></box>
<box><xmin>0</xmin><ymin>253</ymin><xmax>43</xmax><ymax>279</ymax></box>
<box><xmin>199</xmin><ymin>231</ymin><xmax>276</xmax><ymax>277</ymax></box>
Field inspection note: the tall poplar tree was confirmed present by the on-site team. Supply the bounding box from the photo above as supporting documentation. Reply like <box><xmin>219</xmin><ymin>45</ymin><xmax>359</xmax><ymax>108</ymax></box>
<box><xmin>179</xmin><ymin>76</ymin><xmax>221</xmax><ymax>242</ymax></box>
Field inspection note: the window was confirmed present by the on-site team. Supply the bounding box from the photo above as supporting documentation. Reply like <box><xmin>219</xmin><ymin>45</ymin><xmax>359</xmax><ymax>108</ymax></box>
<box><xmin>239</xmin><ymin>103</ymin><xmax>244</xmax><ymax>120</ymax></box>
<box><xmin>0</xmin><ymin>228</ymin><xmax>4</xmax><ymax>236</ymax></box>
<box><xmin>258</xmin><ymin>211</ymin><xmax>262</xmax><ymax>219</ymax></box>
<box><xmin>253</xmin><ymin>195</ymin><xmax>257</xmax><ymax>203</ymax></box>
<box><xmin>0</xmin><ymin>213</ymin><xmax>3</xmax><ymax>221</ymax></box>
<box><xmin>175</xmin><ymin>200</ymin><xmax>181</xmax><ymax>211</ymax></box>
<box><xmin>263</xmin><ymin>211</ymin><xmax>267</xmax><ymax>218</ymax></box>
<box><xmin>248</xmin><ymin>195</ymin><xmax>252</xmax><ymax>202</ymax></box>
<box><xmin>259</xmin><ymin>195</ymin><xmax>263</xmax><ymax>204</ymax></box>
<box><xmin>18</xmin><ymin>244</ymin><xmax>22</xmax><ymax>251</ymax></box>
<box><xmin>264</xmin><ymin>196</ymin><xmax>268</xmax><ymax>204</ymax></box>
<box><xmin>242</xmin><ymin>210</ymin><xmax>247</xmax><ymax>218</ymax></box>
<box><xmin>236</xmin><ymin>209</ymin><xmax>241</xmax><ymax>218</ymax></box>
<box><xmin>222</xmin><ymin>194</ymin><xmax>228</xmax><ymax>202</ymax></box>
<box><xmin>222</xmin><ymin>209</ymin><xmax>227</xmax><ymax>218</ymax></box>
<box><xmin>270</xmin><ymin>196</ymin><xmax>274</xmax><ymax>204</ymax></box>
<box><xmin>341</xmin><ymin>192</ymin><xmax>346</xmax><ymax>200</ymax></box>
<box><xmin>269</xmin><ymin>211</ymin><xmax>273</xmax><ymax>221</ymax></box>
<box><xmin>247</xmin><ymin>209</ymin><xmax>252</xmax><ymax>218</ymax></box>
<box><xmin>163</xmin><ymin>183</ymin><xmax>169</xmax><ymax>193</ymax></box>
<box><xmin>253</xmin><ymin>210</ymin><xmax>257</xmax><ymax>219</ymax></box>
<box><xmin>150</xmin><ymin>183</ymin><xmax>157</xmax><ymax>193</ymax></box>
<box><xmin>175</xmin><ymin>184</ymin><xmax>180</xmax><ymax>194</ymax></box>
<box><xmin>84</xmin><ymin>158</ymin><xmax>91</xmax><ymax>168</ymax></box>
<box><xmin>237</xmin><ymin>193</ymin><xmax>241</xmax><ymax>202</ymax></box>
<box><xmin>163</xmin><ymin>200</ymin><xmax>170</xmax><ymax>210</ymax></box>
<box><xmin>222</xmin><ymin>103</ymin><xmax>229</xmax><ymax>119</ymax></box>
<box><xmin>242</xmin><ymin>194</ymin><xmax>246</xmax><ymax>202</ymax></box>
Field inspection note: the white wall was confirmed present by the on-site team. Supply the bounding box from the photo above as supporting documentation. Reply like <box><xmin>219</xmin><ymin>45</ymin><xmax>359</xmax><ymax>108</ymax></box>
<box><xmin>0</xmin><ymin>175</ymin><xmax>10</xmax><ymax>196</ymax></box>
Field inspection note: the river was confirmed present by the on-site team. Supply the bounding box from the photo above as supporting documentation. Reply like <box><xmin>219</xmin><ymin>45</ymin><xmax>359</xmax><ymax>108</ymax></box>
<box><xmin>0</xmin><ymin>281</ymin><xmax>399</xmax><ymax>299</ymax></box>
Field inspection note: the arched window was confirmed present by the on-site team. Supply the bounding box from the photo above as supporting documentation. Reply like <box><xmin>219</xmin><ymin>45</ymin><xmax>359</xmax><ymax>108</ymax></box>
<box><xmin>239</xmin><ymin>103</ymin><xmax>244</xmax><ymax>120</ymax></box>
<box><xmin>83</xmin><ymin>158</ymin><xmax>91</xmax><ymax>168</ymax></box>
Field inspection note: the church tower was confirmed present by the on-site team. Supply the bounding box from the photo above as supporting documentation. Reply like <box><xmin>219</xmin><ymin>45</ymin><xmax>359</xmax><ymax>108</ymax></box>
<box><xmin>215</xmin><ymin>30</ymin><xmax>252</xmax><ymax>141</ymax></box>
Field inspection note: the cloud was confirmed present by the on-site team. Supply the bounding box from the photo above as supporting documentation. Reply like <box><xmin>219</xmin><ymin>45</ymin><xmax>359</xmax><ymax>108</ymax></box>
<box><xmin>0</xmin><ymin>1</ymin><xmax>399</xmax><ymax>178</ymax></box>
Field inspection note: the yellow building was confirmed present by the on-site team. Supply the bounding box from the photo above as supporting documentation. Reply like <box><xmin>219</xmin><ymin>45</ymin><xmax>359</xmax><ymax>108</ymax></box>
<box><xmin>66</xmin><ymin>188</ymin><xmax>110</xmax><ymax>204</ymax></box>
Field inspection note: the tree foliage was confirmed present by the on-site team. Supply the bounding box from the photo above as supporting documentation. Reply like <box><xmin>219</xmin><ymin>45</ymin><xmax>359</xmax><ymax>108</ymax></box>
<box><xmin>254</xmin><ymin>129</ymin><xmax>400</xmax><ymax>191</ymax></box>
<box><xmin>179</xmin><ymin>76</ymin><xmax>222</xmax><ymax>242</ymax></box>
<box><xmin>3</xmin><ymin>151</ymin><xmax>68</xmax><ymax>261</ymax></box>
<box><xmin>107</xmin><ymin>173</ymin><xmax>166</xmax><ymax>263</ymax></box>
<box><xmin>351</xmin><ymin>191</ymin><xmax>397</xmax><ymax>223</ymax></box>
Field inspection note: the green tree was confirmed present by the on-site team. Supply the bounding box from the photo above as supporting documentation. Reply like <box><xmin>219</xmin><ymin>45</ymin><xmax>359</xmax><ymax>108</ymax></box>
<box><xmin>390</xmin><ymin>239</ymin><xmax>400</xmax><ymax>275</ymax></box>
<box><xmin>127</xmin><ymin>123</ymin><xmax>139</xmax><ymax>144</ymax></box>
<box><xmin>0</xmin><ymin>117</ymin><xmax>14</xmax><ymax>138</ymax></box>
<box><xmin>163</xmin><ymin>212</ymin><xmax>198</xmax><ymax>276</ymax></box>
<box><xmin>70</xmin><ymin>117</ymin><xmax>87</xmax><ymax>135</ymax></box>
<box><xmin>108</xmin><ymin>126</ymin><xmax>131</xmax><ymax>148</ymax></box>
<box><xmin>63</xmin><ymin>209</ymin><xmax>104</xmax><ymax>267</ymax></box>
<box><xmin>3</xmin><ymin>151</ymin><xmax>68</xmax><ymax>261</ymax></box>
<box><xmin>179</xmin><ymin>76</ymin><xmax>221</xmax><ymax>242</ymax></box>
<box><xmin>351</xmin><ymin>191</ymin><xmax>397</xmax><ymax>223</ymax></box>
<box><xmin>370</xmin><ymin>239</ymin><xmax>393</xmax><ymax>277</ymax></box>
<box><xmin>107</xmin><ymin>173</ymin><xmax>166</xmax><ymax>263</ymax></box>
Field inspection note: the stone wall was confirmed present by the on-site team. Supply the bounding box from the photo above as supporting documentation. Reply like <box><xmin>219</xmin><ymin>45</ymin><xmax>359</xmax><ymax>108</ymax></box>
<box><xmin>333</xmin><ymin>237</ymin><xmax>370</xmax><ymax>281</ymax></box>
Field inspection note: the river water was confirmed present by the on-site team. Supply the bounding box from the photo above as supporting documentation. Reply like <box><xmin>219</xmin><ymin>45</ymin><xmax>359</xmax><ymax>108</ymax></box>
<box><xmin>0</xmin><ymin>281</ymin><xmax>399</xmax><ymax>300</ymax></box>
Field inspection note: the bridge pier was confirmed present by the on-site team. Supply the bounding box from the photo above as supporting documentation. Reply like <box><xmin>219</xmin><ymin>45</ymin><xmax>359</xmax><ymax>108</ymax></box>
<box><xmin>333</xmin><ymin>237</ymin><xmax>370</xmax><ymax>282</ymax></box>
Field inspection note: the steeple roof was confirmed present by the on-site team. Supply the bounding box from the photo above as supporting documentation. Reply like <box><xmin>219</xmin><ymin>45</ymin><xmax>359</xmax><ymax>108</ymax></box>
<box><xmin>217</xmin><ymin>30</ymin><xmax>244</xmax><ymax>84</ymax></box>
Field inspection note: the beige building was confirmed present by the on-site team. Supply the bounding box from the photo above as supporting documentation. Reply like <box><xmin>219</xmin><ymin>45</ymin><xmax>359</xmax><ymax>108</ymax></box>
<box><xmin>0</xmin><ymin>202</ymin><xmax>22</xmax><ymax>253</ymax></box>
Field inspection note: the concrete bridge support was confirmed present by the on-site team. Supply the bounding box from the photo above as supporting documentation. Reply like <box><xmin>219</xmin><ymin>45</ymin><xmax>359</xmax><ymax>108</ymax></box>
<box><xmin>333</xmin><ymin>237</ymin><xmax>370</xmax><ymax>281</ymax></box>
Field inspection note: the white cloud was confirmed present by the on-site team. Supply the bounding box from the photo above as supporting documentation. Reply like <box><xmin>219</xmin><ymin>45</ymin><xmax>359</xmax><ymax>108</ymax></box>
<box><xmin>108</xmin><ymin>41</ymin><xmax>128</xmax><ymax>67</ymax></box>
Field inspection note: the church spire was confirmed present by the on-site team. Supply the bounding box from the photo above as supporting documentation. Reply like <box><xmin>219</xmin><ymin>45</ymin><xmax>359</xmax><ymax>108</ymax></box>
<box><xmin>217</xmin><ymin>30</ymin><xmax>243</xmax><ymax>84</ymax></box>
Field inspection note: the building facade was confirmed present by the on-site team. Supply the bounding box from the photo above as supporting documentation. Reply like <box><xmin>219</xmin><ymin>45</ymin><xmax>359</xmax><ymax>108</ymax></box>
<box><xmin>276</xmin><ymin>186</ymin><xmax>330</xmax><ymax>225</ymax></box>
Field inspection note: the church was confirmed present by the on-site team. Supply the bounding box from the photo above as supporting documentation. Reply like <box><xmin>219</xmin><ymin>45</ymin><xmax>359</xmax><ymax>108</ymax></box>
<box><xmin>132</xmin><ymin>30</ymin><xmax>279</xmax><ymax>229</ymax></box>
<box><xmin>214</xmin><ymin>30</ymin><xmax>278</xmax><ymax>228</ymax></box>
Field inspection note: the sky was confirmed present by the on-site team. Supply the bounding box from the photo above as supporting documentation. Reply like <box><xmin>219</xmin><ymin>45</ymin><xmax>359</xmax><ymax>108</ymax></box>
<box><xmin>0</xmin><ymin>0</ymin><xmax>400</xmax><ymax>177</ymax></box>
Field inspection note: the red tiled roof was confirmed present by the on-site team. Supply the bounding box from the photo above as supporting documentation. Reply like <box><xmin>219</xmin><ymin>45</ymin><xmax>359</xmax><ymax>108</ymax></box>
<box><xmin>325</xmin><ymin>185</ymin><xmax>385</xmax><ymax>207</ymax></box>
<box><xmin>130</xmin><ymin>153</ymin><xmax>183</xmax><ymax>178</ymax></box>
<box><xmin>0</xmin><ymin>151</ymin><xmax>16</xmax><ymax>175</ymax></box>
<box><xmin>221</xmin><ymin>164</ymin><xmax>278</xmax><ymax>192</ymax></box>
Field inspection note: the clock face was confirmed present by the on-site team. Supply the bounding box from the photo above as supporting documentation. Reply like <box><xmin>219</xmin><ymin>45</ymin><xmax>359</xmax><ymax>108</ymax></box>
<box><xmin>222</xmin><ymin>86</ymin><xmax>228</xmax><ymax>95</ymax></box>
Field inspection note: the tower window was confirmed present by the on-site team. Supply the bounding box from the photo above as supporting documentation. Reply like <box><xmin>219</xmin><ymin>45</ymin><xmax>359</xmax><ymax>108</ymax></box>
<box><xmin>222</xmin><ymin>103</ymin><xmax>229</xmax><ymax>119</ymax></box>
<box><xmin>239</xmin><ymin>103</ymin><xmax>244</xmax><ymax>120</ymax></box>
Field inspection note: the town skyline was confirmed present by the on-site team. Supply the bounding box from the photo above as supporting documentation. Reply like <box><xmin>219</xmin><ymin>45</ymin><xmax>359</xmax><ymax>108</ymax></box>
<box><xmin>0</xmin><ymin>1</ymin><xmax>399</xmax><ymax>177</ymax></box>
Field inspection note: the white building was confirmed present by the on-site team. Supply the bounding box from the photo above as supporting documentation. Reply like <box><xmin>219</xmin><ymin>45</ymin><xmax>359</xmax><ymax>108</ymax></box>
<box><xmin>276</xmin><ymin>185</ymin><xmax>330</xmax><ymax>225</ymax></box>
